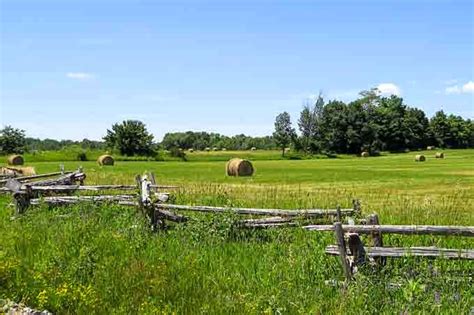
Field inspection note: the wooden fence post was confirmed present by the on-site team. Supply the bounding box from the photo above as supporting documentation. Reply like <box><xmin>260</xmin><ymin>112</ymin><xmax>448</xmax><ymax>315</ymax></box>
<box><xmin>334</xmin><ymin>222</ymin><xmax>352</xmax><ymax>281</ymax></box>
<box><xmin>336</xmin><ymin>205</ymin><xmax>342</xmax><ymax>223</ymax></box>
<box><xmin>368</xmin><ymin>213</ymin><xmax>386</xmax><ymax>266</ymax></box>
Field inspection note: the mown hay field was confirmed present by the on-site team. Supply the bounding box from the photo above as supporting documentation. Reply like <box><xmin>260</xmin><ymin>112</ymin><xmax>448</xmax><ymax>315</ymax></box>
<box><xmin>1</xmin><ymin>149</ymin><xmax>473</xmax><ymax>314</ymax></box>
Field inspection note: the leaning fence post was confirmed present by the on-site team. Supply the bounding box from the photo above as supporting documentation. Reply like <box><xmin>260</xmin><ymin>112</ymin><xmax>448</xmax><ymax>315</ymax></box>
<box><xmin>368</xmin><ymin>213</ymin><xmax>386</xmax><ymax>266</ymax></box>
<box><xmin>6</xmin><ymin>179</ymin><xmax>31</xmax><ymax>215</ymax></box>
<box><xmin>136</xmin><ymin>173</ymin><xmax>164</xmax><ymax>231</ymax></box>
<box><xmin>334</xmin><ymin>222</ymin><xmax>352</xmax><ymax>281</ymax></box>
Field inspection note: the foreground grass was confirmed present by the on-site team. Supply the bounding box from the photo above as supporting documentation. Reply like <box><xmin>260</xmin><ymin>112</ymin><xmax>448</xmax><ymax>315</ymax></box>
<box><xmin>1</xmin><ymin>149</ymin><xmax>473</xmax><ymax>314</ymax></box>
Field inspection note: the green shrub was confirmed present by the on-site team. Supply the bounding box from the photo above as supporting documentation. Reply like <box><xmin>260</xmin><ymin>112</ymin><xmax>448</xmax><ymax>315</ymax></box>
<box><xmin>76</xmin><ymin>152</ymin><xmax>88</xmax><ymax>161</ymax></box>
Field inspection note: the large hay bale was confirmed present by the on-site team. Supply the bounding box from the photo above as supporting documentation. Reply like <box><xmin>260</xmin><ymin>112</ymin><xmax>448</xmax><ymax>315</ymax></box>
<box><xmin>361</xmin><ymin>151</ymin><xmax>369</xmax><ymax>157</ymax></box>
<box><xmin>7</xmin><ymin>155</ymin><xmax>24</xmax><ymax>165</ymax></box>
<box><xmin>0</xmin><ymin>166</ymin><xmax>36</xmax><ymax>176</ymax></box>
<box><xmin>250</xmin><ymin>147</ymin><xmax>257</xmax><ymax>151</ymax></box>
<box><xmin>222</xmin><ymin>148</ymin><xmax>227</xmax><ymax>151</ymax></box>
<box><xmin>188</xmin><ymin>148</ymin><xmax>194</xmax><ymax>153</ymax></box>
<box><xmin>226</xmin><ymin>158</ymin><xmax>254</xmax><ymax>177</ymax></box>
<box><xmin>97</xmin><ymin>154</ymin><xmax>114</xmax><ymax>166</ymax></box>
<box><xmin>213</xmin><ymin>147</ymin><xmax>219</xmax><ymax>151</ymax></box>
<box><xmin>205</xmin><ymin>147</ymin><xmax>211</xmax><ymax>152</ymax></box>
<box><xmin>415</xmin><ymin>154</ymin><xmax>426</xmax><ymax>162</ymax></box>
<box><xmin>427</xmin><ymin>146</ymin><xmax>435</xmax><ymax>150</ymax></box>
<box><xmin>435</xmin><ymin>152</ymin><xmax>444</xmax><ymax>159</ymax></box>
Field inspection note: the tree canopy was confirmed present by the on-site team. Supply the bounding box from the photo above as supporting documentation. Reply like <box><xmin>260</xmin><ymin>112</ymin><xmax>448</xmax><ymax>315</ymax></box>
<box><xmin>103</xmin><ymin>120</ymin><xmax>155</xmax><ymax>156</ymax></box>
<box><xmin>0</xmin><ymin>125</ymin><xmax>26</xmax><ymax>155</ymax></box>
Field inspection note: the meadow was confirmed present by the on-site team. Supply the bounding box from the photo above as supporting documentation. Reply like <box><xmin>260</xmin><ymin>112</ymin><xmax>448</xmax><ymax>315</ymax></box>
<box><xmin>1</xmin><ymin>149</ymin><xmax>473</xmax><ymax>314</ymax></box>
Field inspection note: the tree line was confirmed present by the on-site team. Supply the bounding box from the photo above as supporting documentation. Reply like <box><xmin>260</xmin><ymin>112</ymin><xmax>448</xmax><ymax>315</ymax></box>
<box><xmin>1</xmin><ymin>88</ymin><xmax>473</xmax><ymax>156</ymax></box>
<box><xmin>273</xmin><ymin>89</ymin><xmax>474</xmax><ymax>155</ymax></box>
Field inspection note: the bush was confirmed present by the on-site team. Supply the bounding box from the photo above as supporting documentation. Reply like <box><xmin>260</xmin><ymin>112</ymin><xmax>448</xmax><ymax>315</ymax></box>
<box><xmin>169</xmin><ymin>147</ymin><xmax>187</xmax><ymax>161</ymax></box>
<box><xmin>76</xmin><ymin>152</ymin><xmax>88</xmax><ymax>161</ymax></box>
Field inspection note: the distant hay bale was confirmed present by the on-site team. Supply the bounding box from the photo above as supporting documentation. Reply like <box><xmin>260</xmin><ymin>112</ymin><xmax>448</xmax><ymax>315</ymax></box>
<box><xmin>205</xmin><ymin>147</ymin><xmax>211</xmax><ymax>152</ymax></box>
<box><xmin>284</xmin><ymin>148</ymin><xmax>291</xmax><ymax>152</ymax></box>
<box><xmin>226</xmin><ymin>158</ymin><xmax>254</xmax><ymax>177</ymax></box>
<box><xmin>415</xmin><ymin>154</ymin><xmax>426</xmax><ymax>162</ymax></box>
<box><xmin>0</xmin><ymin>166</ymin><xmax>36</xmax><ymax>176</ymax></box>
<box><xmin>250</xmin><ymin>147</ymin><xmax>257</xmax><ymax>151</ymax></box>
<box><xmin>7</xmin><ymin>155</ymin><xmax>24</xmax><ymax>165</ymax></box>
<box><xmin>213</xmin><ymin>147</ymin><xmax>219</xmax><ymax>151</ymax></box>
<box><xmin>435</xmin><ymin>152</ymin><xmax>444</xmax><ymax>159</ymax></box>
<box><xmin>97</xmin><ymin>154</ymin><xmax>114</xmax><ymax>166</ymax></box>
<box><xmin>222</xmin><ymin>148</ymin><xmax>227</xmax><ymax>151</ymax></box>
<box><xmin>188</xmin><ymin>148</ymin><xmax>194</xmax><ymax>153</ymax></box>
<box><xmin>427</xmin><ymin>146</ymin><xmax>435</xmax><ymax>150</ymax></box>
<box><xmin>361</xmin><ymin>151</ymin><xmax>369</xmax><ymax>157</ymax></box>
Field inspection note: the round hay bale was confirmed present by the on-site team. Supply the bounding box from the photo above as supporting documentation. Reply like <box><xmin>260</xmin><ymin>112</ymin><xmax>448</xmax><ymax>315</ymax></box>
<box><xmin>415</xmin><ymin>154</ymin><xmax>426</xmax><ymax>162</ymax></box>
<box><xmin>97</xmin><ymin>154</ymin><xmax>114</xmax><ymax>166</ymax></box>
<box><xmin>1</xmin><ymin>166</ymin><xmax>36</xmax><ymax>176</ymax></box>
<box><xmin>226</xmin><ymin>158</ymin><xmax>254</xmax><ymax>177</ymax></box>
<box><xmin>188</xmin><ymin>148</ymin><xmax>194</xmax><ymax>153</ymax></box>
<box><xmin>205</xmin><ymin>147</ymin><xmax>211</xmax><ymax>152</ymax></box>
<box><xmin>361</xmin><ymin>151</ymin><xmax>369</xmax><ymax>157</ymax></box>
<box><xmin>7</xmin><ymin>155</ymin><xmax>24</xmax><ymax>165</ymax></box>
<box><xmin>427</xmin><ymin>146</ymin><xmax>435</xmax><ymax>150</ymax></box>
<box><xmin>435</xmin><ymin>152</ymin><xmax>444</xmax><ymax>159</ymax></box>
<box><xmin>222</xmin><ymin>148</ymin><xmax>227</xmax><ymax>151</ymax></box>
<box><xmin>213</xmin><ymin>147</ymin><xmax>219</xmax><ymax>151</ymax></box>
<box><xmin>250</xmin><ymin>147</ymin><xmax>257</xmax><ymax>151</ymax></box>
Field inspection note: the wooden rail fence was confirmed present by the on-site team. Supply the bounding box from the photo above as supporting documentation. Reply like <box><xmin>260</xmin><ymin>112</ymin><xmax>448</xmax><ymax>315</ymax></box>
<box><xmin>3</xmin><ymin>167</ymin><xmax>472</xmax><ymax>281</ymax></box>
<box><xmin>306</xmin><ymin>213</ymin><xmax>474</xmax><ymax>282</ymax></box>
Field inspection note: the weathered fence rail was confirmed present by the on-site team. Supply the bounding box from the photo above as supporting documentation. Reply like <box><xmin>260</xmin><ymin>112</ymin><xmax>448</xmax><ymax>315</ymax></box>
<box><xmin>155</xmin><ymin>203</ymin><xmax>356</xmax><ymax>217</ymax></box>
<box><xmin>0</xmin><ymin>184</ymin><xmax>178</xmax><ymax>193</ymax></box>
<box><xmin>325</xmin><ymin>245</ymin><xmax>474</xmax><ymax>259</ymax></box>
<box><xmin>0</xmin><ymin>171</ymin><xmax>74</xmax><ymax>185</ymax></box>
<box><xmin>303</xmin><ymin>224</ymin><xmax>474</xmax><ymax>236</ymax></box>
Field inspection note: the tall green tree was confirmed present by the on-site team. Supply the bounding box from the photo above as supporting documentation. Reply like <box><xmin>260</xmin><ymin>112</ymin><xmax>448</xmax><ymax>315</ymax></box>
<box><xmin>298</xmin><ymin>93</ymin><xmax>324</xmax><ymax>153</ymax></box>
<box><xmin>0</xmin><ymin>125</ymin><xmax>26</xmax><ymax>154</ymax></box>
<box><xmin>376</xmin><ymin>95</ymin><xmax>408</xmax><ymax>152</ymax></box>
<box><xmin>429</xmin><ymin>111</ymin><xmax>451</xmax><ymax>148</ymax></box>
<box><xmin>103</xmin><ymin>120</ymin><xmax>155</xmax><ymax>156</ymax></box>
<box><xmin>320</xmin><ymin>100</ymin><xmax>349</xmax><ymax>153</ymax></box>
<box><xmin>273</xmin><ymin>112</ymin><xmax>296</xmax><ymax>156</ymax></box>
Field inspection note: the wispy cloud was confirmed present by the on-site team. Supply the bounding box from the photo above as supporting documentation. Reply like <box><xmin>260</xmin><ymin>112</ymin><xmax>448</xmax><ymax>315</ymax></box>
<box><xmin>445</xmin><ymin>81</ymin><xmax>474</xmax><ymax>94</ymax></box>
<box><xmin>66</xmin><ymin>72</ymin><xmax>94</xmax><ymax>80</ymax></box>
<box><xmin>326</xmin><ymin>89</ymin><xmax>361</xmax><ymax>101</ymax></box>
<box><xmin>376</xmin><ymin>83</ymin><xmax>401</xmax><ymax>96</ymax></box>
<box><xmin>444</xmin><ymin>79</ymin><xmax>458</xmax><ymax>85</ymax></box>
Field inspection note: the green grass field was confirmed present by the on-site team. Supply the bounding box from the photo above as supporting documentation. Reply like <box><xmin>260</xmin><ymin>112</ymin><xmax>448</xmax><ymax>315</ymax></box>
<box><xmin>1</xmin><ymin>149</ymin><xmax>473</xmax><ymax>314</ymax></box>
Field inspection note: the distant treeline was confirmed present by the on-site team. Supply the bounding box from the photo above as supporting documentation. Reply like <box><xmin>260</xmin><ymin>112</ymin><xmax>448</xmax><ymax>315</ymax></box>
<box><xmin>160</xmin><ymin>132</ymin><xmax>275</xmax><ymax>151</ymax></box>
<box><xmin>272</xmin><ymin>89</ymin><xmax>474</xmax><ymax>155</ymax></box>
<box><xmin>24</xmin><ymin>138</ymin><xmax>106</xmax><ymax>151</ymax></box>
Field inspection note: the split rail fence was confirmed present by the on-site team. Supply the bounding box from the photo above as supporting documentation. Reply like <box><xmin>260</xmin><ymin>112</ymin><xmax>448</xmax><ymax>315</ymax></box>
<box><xmin>1</xmin><ymin>168</ymin><xmax>472</xmax><ymax>281</ymax></box>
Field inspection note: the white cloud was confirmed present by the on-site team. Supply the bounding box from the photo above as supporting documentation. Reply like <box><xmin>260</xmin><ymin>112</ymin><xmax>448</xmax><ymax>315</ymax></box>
<box><xmin>462</xmin><ymin>81</ymin><xmax>474</xmax><ymax>93</ymax></box>
<box><xmin>444</xmin><ymin>81</ymin><xmax>474</xmax><ymax>94</ymax></box>
<box><xmin>66</xmin><ymin>72</ymin><xmax>94</xmax><ymax>80</ymax></box>
<box><xmin>445</xmin><ymin>85</ymin><xmax>461</xmax><ymax>94</ymax></box>
<box><xmin>376</xmin><ymin>83</ymin><xmax>401</xmax><ymax>96</ymax></box>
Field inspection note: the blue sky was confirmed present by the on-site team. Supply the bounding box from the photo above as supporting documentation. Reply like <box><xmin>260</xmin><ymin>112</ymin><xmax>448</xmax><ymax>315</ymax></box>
<box><xmin>1</xmin><ymin>0</ymin><xmax>473</xmax><ymax>141</ymax></box>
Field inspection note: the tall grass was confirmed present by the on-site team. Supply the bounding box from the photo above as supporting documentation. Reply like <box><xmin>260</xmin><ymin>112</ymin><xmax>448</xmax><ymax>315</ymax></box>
<box><xmin>1</xmin><ymin>149</ymin><xmax>473</xmax><ymax>314</ymax></box>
